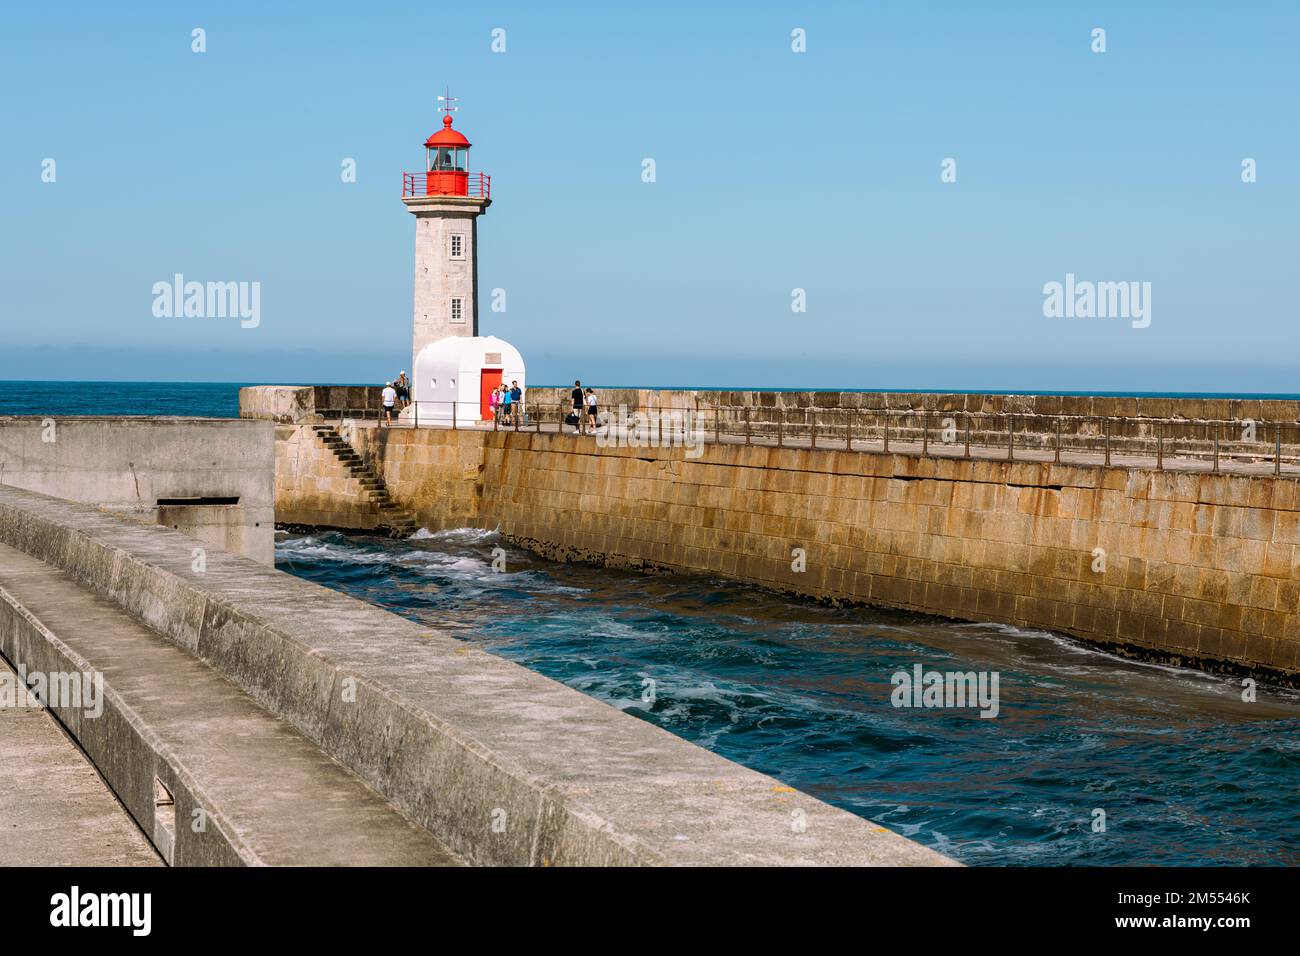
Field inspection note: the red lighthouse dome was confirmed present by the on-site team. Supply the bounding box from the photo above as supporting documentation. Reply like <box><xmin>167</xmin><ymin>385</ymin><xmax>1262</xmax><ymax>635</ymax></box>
<box><xmin>425</xmin><ymin>113</ymin><xmax>470</xmax><ymax>150</ymax></box>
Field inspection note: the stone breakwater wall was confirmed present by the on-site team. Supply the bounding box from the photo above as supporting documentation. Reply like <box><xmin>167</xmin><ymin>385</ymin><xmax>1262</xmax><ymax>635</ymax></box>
<box><xmin>272</xmin><ymin>422</ymin><xmax>1300</xmax><ymax>685</ymax></box>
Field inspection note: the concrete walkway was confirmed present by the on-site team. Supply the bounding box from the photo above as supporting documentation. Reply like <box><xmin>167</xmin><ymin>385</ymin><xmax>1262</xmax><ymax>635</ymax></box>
<box><xmin>0</xmin><ymin>657</ymin><xmax>161</xmax><ymax>867</ymax></box>
<box><xmin>0</xmin><ymin>542</ymin><xmax>462</xmax><ymax>866</ymax></box>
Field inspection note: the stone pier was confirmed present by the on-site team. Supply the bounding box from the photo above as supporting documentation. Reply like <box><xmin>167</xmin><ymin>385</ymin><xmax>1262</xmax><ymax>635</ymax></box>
<box><xmin>249</xmin><ymin>387</ymin><xmax>1300</xmax><ymax>685</ymax></box>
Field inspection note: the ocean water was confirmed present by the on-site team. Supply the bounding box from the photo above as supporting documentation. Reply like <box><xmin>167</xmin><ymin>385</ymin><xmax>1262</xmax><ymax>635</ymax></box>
<box><xmin>0</xmin><ymin>381</ymin><xmax>247</xmax><ymax>418</ymax></box>
<box><xmin>278</xmin><ymin>528</ymin><xmax>1300</xmax><ymax>867</ymax></box>
<box><xmin>5</xmin><ymin>381</ymin><xmax>1299</xmax><ymax>865</ymax></box>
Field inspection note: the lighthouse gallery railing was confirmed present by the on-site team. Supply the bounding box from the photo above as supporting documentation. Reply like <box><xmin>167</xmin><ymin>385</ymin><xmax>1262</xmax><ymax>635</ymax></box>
<box><xmin>402</xmin><ymin>171</ymin><xmax>491</xmax><ymax>199</ymax></box>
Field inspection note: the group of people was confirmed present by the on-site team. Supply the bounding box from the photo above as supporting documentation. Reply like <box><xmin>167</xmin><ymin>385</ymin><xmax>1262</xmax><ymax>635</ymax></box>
<box><xmin>568</xmin><ymin>380</ymin><xmax>598</xmax><ymax>435</ymax></box>
<box><xmin>377</xmin><ymin>373</ymin><xmax>599</xmax><ymax>434</ymax></box>
<box><xmin>380</xmin><ymin>372</ymin><xmax>410</xmax><ymax>427</ymax></box>
<box><xmin>488</xmin><ymin>380</ymin><xmax>524</xmax><ymax>427</ymax></box>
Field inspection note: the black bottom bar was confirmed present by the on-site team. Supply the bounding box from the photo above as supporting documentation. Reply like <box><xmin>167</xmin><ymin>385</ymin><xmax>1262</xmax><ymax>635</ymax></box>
<box><xmin>1</xmin><ymin>866</ymin><xmax>1282</xmax><ymax>941</ymax></box>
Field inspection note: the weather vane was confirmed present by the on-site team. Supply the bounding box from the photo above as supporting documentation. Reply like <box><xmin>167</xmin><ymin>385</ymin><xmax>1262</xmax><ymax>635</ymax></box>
<box><xmin>437</xmin><ymin>88</ymin><xmax>458</xmax><ymax>119</ymax></box>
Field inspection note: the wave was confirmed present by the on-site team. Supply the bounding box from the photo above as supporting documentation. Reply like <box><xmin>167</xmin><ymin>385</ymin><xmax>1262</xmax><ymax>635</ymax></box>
<box><xmin>409</xmin><ymin>526</ymin><xmax>501</xmax><ymax>544</ymax></box>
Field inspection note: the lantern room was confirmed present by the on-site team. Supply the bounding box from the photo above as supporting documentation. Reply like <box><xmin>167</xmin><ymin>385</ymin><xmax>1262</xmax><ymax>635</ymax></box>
<box><xmin>402</xmin><ymin>91</ymin><xmax>490</xmax><ymax>200</ymax></box>
<box><xmin>424</xmin><ymin>114</ymin><xmax>471</xmax><ymax>196</ymax></box>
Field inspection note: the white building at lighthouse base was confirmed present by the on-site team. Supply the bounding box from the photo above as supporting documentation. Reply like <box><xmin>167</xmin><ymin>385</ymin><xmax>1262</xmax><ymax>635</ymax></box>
<box><xmin>408</xmin><ymin>334</ymin><xmax>525</xmax><ymax>424</ymax></box>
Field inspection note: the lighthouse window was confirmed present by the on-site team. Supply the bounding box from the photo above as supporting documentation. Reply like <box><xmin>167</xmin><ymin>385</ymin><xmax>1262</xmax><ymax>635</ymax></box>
<box><xmin>430</xmin><ymin>147</ymin><xmax>467</xmax><ymax>172</ymax></box>
<box><xmin>450</xmin><ymin>297</ymin><xmax>464</xmax><ymax>324</ymax></box>
<box><xmin>450</xmin><ymin>234</ymin><xmax>464</xmax><ymax>259</ymax></box>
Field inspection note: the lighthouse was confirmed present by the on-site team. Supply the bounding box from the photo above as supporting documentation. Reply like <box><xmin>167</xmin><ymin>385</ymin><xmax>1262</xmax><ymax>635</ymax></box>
<box><xmin>402</xmin><ymin>93</ymin><xmax>524</xmax><ymax>422</ymax></box>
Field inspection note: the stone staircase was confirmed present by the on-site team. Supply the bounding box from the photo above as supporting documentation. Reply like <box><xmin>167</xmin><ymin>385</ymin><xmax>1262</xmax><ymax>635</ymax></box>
<box><xmin>311</xmin><ymin>425</ymin><xmax>419</xmax><ymax>538</ymax></box>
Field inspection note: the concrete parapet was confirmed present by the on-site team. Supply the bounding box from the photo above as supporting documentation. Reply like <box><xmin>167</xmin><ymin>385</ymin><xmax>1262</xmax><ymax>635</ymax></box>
<box><xmin>0</xmin><ymin>542</ymin><xmax>460</xmax><ymax>866</ymax></box>
<box><xmin>312</xmin><ymin>385</ymin><xmax>385</xmax><ymax>415</ymax></box>
<box><xmin>0</xmin><ymin>416</ymin><xmax>274</xmax><ymax>564</ymax></box>
<box><xmin>0</xmin><ymin>484</ymin><xmax>951</xmax><ymax>866</ymax></box>
<box><xmin>239</xmin><ymin>385</ymin><xmax>386</xmax><ymax>424</ymax></box>
<box><xmin>238</xmin><ymin>385</ymin><xmax>319</xmax><ymax>424</ymax></box>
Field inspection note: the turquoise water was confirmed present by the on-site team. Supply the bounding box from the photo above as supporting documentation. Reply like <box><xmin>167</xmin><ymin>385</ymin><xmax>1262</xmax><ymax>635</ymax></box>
<box><xmin>0</xmin><ymin>381</ymin><xmax>247</xmax><ymax>418</ymax></box>
<box><xmin>5</xmin><ymin>381</ymin><xmax>1299</xmax><ymax>866</ymax></box>
<box><xmin>278</xmin><ymin>528</ymin><xmax>1300</xmax><ymax>867</ymax></box>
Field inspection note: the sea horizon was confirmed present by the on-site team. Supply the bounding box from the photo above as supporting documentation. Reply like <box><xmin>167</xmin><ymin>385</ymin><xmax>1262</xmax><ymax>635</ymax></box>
<box><xmin>5</xmin><ymin>380</ymin><xmax>1300</xmax><ymax>402</ymax></box>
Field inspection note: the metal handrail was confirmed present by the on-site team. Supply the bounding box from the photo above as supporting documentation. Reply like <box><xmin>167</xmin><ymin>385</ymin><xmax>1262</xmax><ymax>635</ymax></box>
<box><xmin>401</xmin><ymin>171</ymin><xmax>491</xmax><ymax>199</ymax></box>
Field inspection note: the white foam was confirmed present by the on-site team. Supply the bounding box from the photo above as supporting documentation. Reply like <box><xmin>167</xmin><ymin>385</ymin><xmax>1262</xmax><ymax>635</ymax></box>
<box><xmin>409</xmin><ymin>526</ymin><xmax>501</xmax><ymax>544</ymax></box>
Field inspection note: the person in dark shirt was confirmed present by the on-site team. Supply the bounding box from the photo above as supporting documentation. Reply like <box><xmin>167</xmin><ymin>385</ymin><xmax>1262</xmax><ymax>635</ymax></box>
<box><xmin>510</xmin><ymin>381</ymin><xmax>523</xmax><ymax>428</ymax></box>
<box><xmin>571</xmin><ymin>380</ymin><xmax>585</xmax><ymax>435</ymax></box>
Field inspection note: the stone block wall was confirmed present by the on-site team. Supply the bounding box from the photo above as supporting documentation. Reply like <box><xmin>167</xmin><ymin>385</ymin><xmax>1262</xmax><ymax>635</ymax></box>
<box><xmin>343</xmin><ymin>424</ymin><xmax>483</xmax><ymax>530</ymax></box>
<box><xmin>313</xmin><ymin>385</ymin><xmax>385</xmax><ymax>415</ymax></box>
<box><xmin>272</xmin><ymin>425</ymin><xmax>384</xmax><ymax>529</ymax></box>
<box><xmin>476</xmin><ymin>435</ymin><xmax>1300</xmax><ymax>681</ymax></box>
<box><xmin>238</xmin><ymin>385</ymin><xmax>317</xmax><ymax>424</ymax></box>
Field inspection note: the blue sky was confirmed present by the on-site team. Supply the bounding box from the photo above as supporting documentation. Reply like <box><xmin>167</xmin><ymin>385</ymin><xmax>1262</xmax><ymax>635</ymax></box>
<box><xmin>1</xmin><ymin>1</ymin><xmax>1296</xmax><ymax>390</ymax></box>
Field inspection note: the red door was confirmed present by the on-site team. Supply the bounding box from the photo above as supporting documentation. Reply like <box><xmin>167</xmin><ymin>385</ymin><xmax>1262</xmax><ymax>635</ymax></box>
<box><xmin>480</xmin><ymin>369</ymin><xmax>503</xmax><ymax>422</ymax></box>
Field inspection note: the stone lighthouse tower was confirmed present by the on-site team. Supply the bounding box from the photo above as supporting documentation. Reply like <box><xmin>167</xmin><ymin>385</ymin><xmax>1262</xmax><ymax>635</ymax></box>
<box><xmin>402</xmin><ymin>93</ymin><xmax>491</xmax><ymax>365</ymax></box>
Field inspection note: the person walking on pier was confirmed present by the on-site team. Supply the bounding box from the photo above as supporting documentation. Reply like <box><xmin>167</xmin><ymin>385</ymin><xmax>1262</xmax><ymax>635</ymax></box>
<box><xmin>571</xmin><ymin>380</ymin><xmax>586</xmax><ymax>435</ymax></box>
<box><xmin>585</xmin><ymin>387</ymin><xmax>598</xmax><ymax>432</ymax></box>
<box><xmin>510</xmin><ymin>380</ymin><xmax>523</xmax><ymax>428</ymax></box>
<box><xmin>395</xmin><ymin>372</ymin><xmax>410</xmax><ymax>410</ymax></box>
<box><xmin>381</xmin><ymin>381</ymin><xmax>397</xmax><ymax>427</ymax></box>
